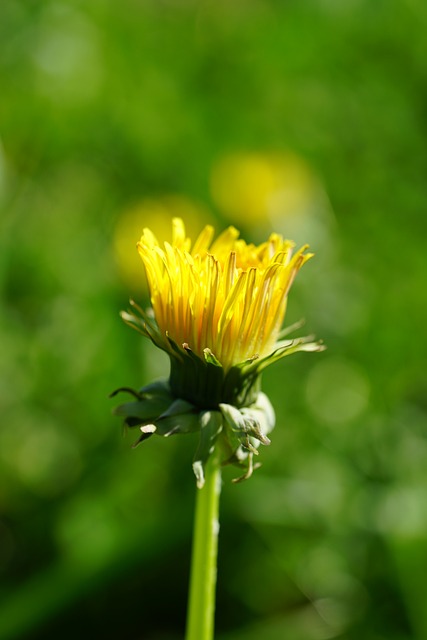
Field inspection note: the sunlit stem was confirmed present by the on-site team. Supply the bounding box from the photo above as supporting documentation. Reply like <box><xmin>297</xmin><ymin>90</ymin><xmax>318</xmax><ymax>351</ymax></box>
<box><xmin>185</xmin><ymin>450</ymin><xmax>222</xmax><ymax>640</ymax></box>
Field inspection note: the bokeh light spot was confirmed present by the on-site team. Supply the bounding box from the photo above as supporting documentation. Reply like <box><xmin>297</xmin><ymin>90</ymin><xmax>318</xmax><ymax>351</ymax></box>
<box><xmin>0</xmin><ymin>417</ymin><xmax>83</xmax><ymax>498</ymax></box>
<box><xmin>306</xmin><ymin>358</ymin><xmax>370</xmax><ymax>424</ymax></box>
<box><xmin>113</xmin><ymin>195</ymin><xmax>213</xmax><ymax>293</ymax></box>
<box><xmin>376</xmin><ymin>485</ymin><xmax>427</xmax><ymax>539</ymax></box>
<box><xmin>32</xmin><ymin>5</ymin><xmax>103</xmax><ymax>103</ymax></box>
<box><xmin>210</xmin><ymin>151</ymin><xmax>317</xmax><ymax>226</ymax></box>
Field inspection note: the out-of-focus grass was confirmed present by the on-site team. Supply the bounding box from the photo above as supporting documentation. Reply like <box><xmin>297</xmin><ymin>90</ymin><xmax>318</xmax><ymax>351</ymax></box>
<box><xmin>1</xmin><ymin>1</ymin><xmax>426</xmax><ymax>638</ymax></box>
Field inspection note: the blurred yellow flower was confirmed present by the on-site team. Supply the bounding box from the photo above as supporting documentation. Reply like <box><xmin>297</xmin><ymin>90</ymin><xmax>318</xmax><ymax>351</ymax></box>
<box><xmin>113</xmin><ymin>196</ymin><xmax>212</xmax><ymax>292</ymax></box>
<box><xmin>210</xmin><ymin>151</ymin><xmax>315</xmax><ymax>224</ymax></box>
<box><xmin>136</xmin><ymin>217</ymin><xmax>312</xmax><ymax>372</ymax></box>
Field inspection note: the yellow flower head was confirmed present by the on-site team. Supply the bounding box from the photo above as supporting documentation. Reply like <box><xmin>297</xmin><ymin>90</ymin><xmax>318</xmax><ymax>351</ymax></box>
<box><xmin>136</xmin><ymin>217</ymin><xmax>312</xmax><ymax>372</ymax></box>
<box><xmin>114</xmin><ymin>217</ymin><xmax>324</xmax><ymax>485</ymax></box>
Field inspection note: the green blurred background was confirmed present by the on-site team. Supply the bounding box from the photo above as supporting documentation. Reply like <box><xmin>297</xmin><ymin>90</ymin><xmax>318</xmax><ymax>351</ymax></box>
<box><xmin>1</xmin><ymin>1</ymin><xmax>427</xmax><ymax>638</ymax></box>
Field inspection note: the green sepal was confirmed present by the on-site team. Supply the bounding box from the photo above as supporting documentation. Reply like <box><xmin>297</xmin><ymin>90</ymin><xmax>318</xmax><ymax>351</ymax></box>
<box><xmin>112</xmin><ymin>398</ymin><xmax>171</xmax><ymax>422</ymax></box>
<box><xmin>193</xmin><ymin>411</ymin><xmax>223</xmax><ymax>489</ymax></box>
<box><xmin>240</xmin><ymin>392</ymin><xmax>275</xmax><ymax>444</ymax></box>
<box><xmin>276</xmin><ymin>318</ymin><xmax>306</xmax><ymax>340</ymax></box>
<box><xmin>166</xmin><ymin>332</ymin><xmax>185</xmax><ymax>363</ymax></box>
<box><xmin>217</xmin><ymin>407</ymin><xmax>249</xmax><ymax>461</ymax></box>
<box><xmin>111</xmin><ymin>379</ymin><xmax>174</xmax><ymax>427</ymax></box>
<box><xmin>219</xmin><ymin>401</ymin><xmax>272</xmax><ymax>448</ymax></box>
<box><xmin>239</xmin><ymin>414</ymin><xmax>271</xmax><ymax>447</ymax></box>
<box><xmin>154</xmin><ymin>412</ymin><xmax>200</xmax><ymax>437</ymax></box>
<box><xmin>232</xmin><ymin>453</ymin><xmax>261</xmax><ymax>483</ymax></box>
<box><xmin>203</xmin><ymin>348</ymin><xmax>222</xmax><ymax>367</ymax></box>
<box><xmin>217</xmin><ymin>393</ymin><xmax>276</xmax><ymax>482</ymax></box>
<box><xmin>138</xmin><ymin>379</ymin><xmax>173</xmax><ymax>398</ymax></box>
<box><xmin>111</xmin><ymin>379</ymin><xmax>276</xmax><ymax>484</ymax></box>
<box><xmin>239</xmin><ymin>336</ymin><xmax>325</xmax><ymax>378</ymax></box>
<box><xmin>158</xmin><ymin>398</ymin><xmax>195</xmax><ymax>418</ymax></box>
<box><xmin>154</xmin><ymin>398</ymin><xmax>200</xmax><ymax>436</ymax></box>
<box><xmin>110</xmin><ymin>386</ymin><xmax>143</xmax><ymax>400</ymax></box>
<box><xmin>221</xmin><ymin>365</ymin><xmax>260</xmax><ymax>408</ymax></box>
<box><xmin>120</xmin><ymin>301</ymin><xmax>167</xmax><ymax>352</ymax></box>
<box><xmin>219</xmin><ymin>403</ymin><xmax>259</xmax><ymax>455</ymax></box>
<box><xmin>168</xmin><ymin>339</ymin><xmax>225</xmax><ymax>410</ymax></box>
<box><xmin>252</xmin><ymin>391</ymin><xmax>276</xmax><ymax>429</ymax></box>
<box><xmin>219</xmin><ymin>448</ymin><xmax>260</xmax><ymax>483</ymax></box>
<box><xmin>132</xmin><ymin>424</ymin><xmax>157</xmax><ymax>448</ymax></box>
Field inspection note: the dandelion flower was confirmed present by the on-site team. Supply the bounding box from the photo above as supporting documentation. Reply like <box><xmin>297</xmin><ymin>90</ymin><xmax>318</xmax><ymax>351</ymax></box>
<box><xmin>112</xmin><ymin>218</ymin><xmax>324</xmax><ymax>486</ymax></box>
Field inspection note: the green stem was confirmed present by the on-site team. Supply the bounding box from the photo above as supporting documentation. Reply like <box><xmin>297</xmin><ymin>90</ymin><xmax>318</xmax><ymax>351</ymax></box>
<box><xmin>185</xmin><ymin>451</ymin><xmax>222</xmax><ymax>640</ymax></box>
